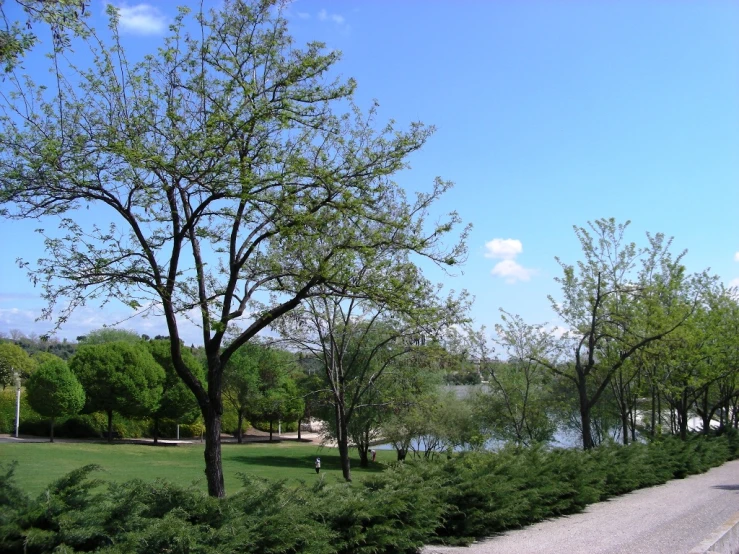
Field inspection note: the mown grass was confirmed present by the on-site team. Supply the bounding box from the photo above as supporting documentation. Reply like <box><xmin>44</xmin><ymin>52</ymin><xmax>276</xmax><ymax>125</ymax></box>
<box><xmin>0</xmin><ymin>441</ymin><xmax>395</xmax><ymax>496</ymax></box>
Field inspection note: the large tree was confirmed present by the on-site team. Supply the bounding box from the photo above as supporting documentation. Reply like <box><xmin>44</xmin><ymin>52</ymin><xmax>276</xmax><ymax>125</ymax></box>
<box><xmin>79</xmin><ymin>328</ymin><xmax>142</xmax><ymax>345</ymax></box>
<box><xmin>0</xmin><ymin>0</ymin><xmax>464</xmax><ymax>496</ymax></box>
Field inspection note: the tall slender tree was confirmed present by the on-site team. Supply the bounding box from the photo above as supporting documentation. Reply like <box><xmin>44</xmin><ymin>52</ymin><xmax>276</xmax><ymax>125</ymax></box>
<box><xmin>277</xmin><ymin>274</ymin><xmax>466</xmax><ymax>481</ymax></box>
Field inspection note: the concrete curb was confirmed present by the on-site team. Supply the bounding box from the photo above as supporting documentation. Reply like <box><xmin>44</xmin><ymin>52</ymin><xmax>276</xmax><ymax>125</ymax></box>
<box><xmin>688</xmin><ymin>512</ymin><xmax>739</xmax><ymax>554</ymax></box>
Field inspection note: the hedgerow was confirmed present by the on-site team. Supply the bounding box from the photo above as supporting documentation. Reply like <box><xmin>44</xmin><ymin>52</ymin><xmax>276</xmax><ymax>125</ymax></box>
<box><xmin>1</xmin><ymin>433</ymin><xmax>737</xmax><ymax>553</ymax></box>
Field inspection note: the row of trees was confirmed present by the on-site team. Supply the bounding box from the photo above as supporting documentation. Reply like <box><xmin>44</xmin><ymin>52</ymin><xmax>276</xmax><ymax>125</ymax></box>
<box><xmin>18</xmin><ymin>334</ymin><xmax>202</xmax><ymax>442</ymax></box>
<box><xmin>7</xmin><ymin>328</ymin><xmax>314</xmax><ymax>445</ymax></box>
<box><xmin>477</xmin><ymin>219</ymin><xmax>739</xmax><ymax>449</ymax></box>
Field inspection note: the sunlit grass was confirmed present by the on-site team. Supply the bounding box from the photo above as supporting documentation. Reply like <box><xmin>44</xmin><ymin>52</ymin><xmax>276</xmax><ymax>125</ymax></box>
<box><xmin>0</xmin><ymin>441</ymin><xmax>396</xmax><ymax>496</ymax></box>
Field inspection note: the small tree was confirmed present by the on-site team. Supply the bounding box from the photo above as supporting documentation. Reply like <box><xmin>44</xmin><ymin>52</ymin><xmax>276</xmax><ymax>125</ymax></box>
<box><xmin>225</xmin><ymin>343</ymin><xmax>304</xmax><ymax>442</ymax></box>
<box><xmin>25</xmin><ymin>358</ymin><xmax>84</xmax><ymax>441</ymax></box>
<box><xmin>477</xmin><ymin>318</ymin><xmax>556</xmax><ymax>445</ymax></box>
<box><xmin>278</xmin><ymin>284</ymin><xmax>466</xmax><ymax>480</ymax></box>
<box><xmin>69</xmin><ymin>342</ymin><xmax>164</xmax><ymax>441</ymax></box>
<box><xmin>295</xmin><ymin>369</ymin><xmax>328</xmax><ymax>440</ymax></box>
<box><xmin>257</xmin><ymin>378</ymin><xmax>304</xmax><ymax>441</ymax></box>
<box><xmin>223</xmin><ymin>345</ymin><xmax>262</xmax><ymax>444</ymax></box>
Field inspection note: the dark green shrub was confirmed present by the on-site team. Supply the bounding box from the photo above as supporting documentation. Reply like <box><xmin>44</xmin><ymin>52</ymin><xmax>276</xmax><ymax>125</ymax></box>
<box><xmin>311</xmin><ymin>465</ymin><xmax>445</xmax><ymax>553</ymax></box>
<box><xmin>1</xmin><ymin>434</ymin><xmax>737</xmax><ymax>553</ymax></box>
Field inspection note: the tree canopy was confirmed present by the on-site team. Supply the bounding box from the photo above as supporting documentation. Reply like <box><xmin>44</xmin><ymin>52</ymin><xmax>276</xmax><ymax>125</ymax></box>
<box><xmin>0</xmin><ymin>342</ymin><xmax>35</xmax><ymax>387</ymax></box>
<box><xmin>25</xmin><ymin>358</ymin><xmax>84</xmax><ymax>441</ymax></box>
<box><xmin>69</xmin><ymin>341</ymin><xmax>164</xmax><ymax>441</ymax></box>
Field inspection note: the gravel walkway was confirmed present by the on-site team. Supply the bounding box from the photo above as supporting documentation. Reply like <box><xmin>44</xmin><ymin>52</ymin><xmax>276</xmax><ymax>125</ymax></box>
<box><xmin>423</xmin><ymin>459</ymin><xmax>739</xmax><ymax>554</ymax></box>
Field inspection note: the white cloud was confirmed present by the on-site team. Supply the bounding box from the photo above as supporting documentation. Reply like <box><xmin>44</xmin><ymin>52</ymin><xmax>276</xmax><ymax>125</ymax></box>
<box><xmin>315</xmin><ymin>8</ymin><xmax>347</xmax><ymax>29</ymax></box>
<box><xmin>490</xmin><ymin>259</ymin><xmax>535</xmax><ymax>283</ymax></box>
<box><xmin>734</xmin><ymin>252</ymin><xmax>739</xmax><ymax>262</ymax></box>
<box><xmin>484</xmin><ymin>238</ymin><xmax>523</xmax><ymax>260</ymax></box>
<box><xmin>112</xmin><ymin>3</ymin><xmax>168</xmax><ymax>35</ymax></box>
<box><xmin>297</xmin><ymin>11</ymin><xmax>310</xmax><ymax>19</ymax></box>
<box><xmin>484</xmin><ymin>237</ymin><xmax>536</xmax><ymax>283</ymax></box>
<box><xmin>729</xmin><ymin>278</ymin><xmax>739</xmax><ymax>289</ymax></box>
<box><xmin>545</xmin><ymin>324</ymin><xmax>570</xmax><ymax>339</ymax></box>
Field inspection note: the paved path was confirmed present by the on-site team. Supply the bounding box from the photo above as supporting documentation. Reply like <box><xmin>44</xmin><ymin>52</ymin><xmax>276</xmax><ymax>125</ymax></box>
<box><xmin>423</xmin><ymin>459</ymin><xmax>739</xmax><ymax>554</ymax></box>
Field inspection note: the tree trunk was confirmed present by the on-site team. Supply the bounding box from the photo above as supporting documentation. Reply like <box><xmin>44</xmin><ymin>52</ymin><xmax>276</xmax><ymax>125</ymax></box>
<box><xmin>334</xmin><ymin>403</ymin><xmax>352</xmax><ymax>481</ymax></box>
<box><xmin>358</xmin><ymin>425</ymin><xmax>370</xmax><ymax>467</ymax></box>
<box><xmin>358</xmin><ymin>446</ymin><xmax>369</xmax><ymax>467</ymax></box>
<box><xmin>107</xmin><ymin>409</ymin><xmax>114</xmax><ymax>443</ymax></box>
<box><xmin>578</xmin><ymin>380</ymin><xmax>595</xmax><ymax>449</ymax></box>
<box><xmin>297</xmin><ymin>417</ymin><xmax>302</xmax><ymax>440</ymax></box>
<box><xmin>650</xmin><ymin>385</ymin><xmax>657</xmax><ymax>438</ymax></box>
<box><xmin>397</xmin><ymin>448</ymin><xmax>407</xmax><ymax>461</ymax></box>
<box><xmin>701</xmin><ymin>392</ymin><xmax>711</xmax><ymax>435</ymax></box>
<box><xmin>203</xmin><ymin>404</ymin><xmax>225</xmax><ymax>498</ymax></box>
<box><xmin>237</xmin><ymin>412</ymin><xmax>243</xmax><ymax>444</ymax></box>
<box><xmin>678</xmin><ymin>402</ymin><xmax>689</xmax><ymax>441</ymax></box>
<box><xmin>337</xmin><ymin>434</ymin><xmax>352</xmax><ymax>481</ymax></box>
<box><xmin>50</xmin><ymin>416</ymin><xmax>55</xmax><ymax>443</ymax></box>
<box><xmin>269</xmin><ymin>419</ymin><xmax>273</xmax><ymax>442</ymax></box>
<box><xmin>153</xmin><ymin>417</ymin><xmax>159</xmax><ymax>444</ymax></box>
<box><xmin>620</xmin><ymin>405</ymin><xmax>629</xmax><ymax>445</ymax></box>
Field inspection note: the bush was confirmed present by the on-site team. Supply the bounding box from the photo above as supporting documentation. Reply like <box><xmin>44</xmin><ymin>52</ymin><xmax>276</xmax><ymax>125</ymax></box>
<box><xmin>150</xmin><ymin>420</ymin><xmax>204</xmax><ymax>440</ymax></box>
<box><xmin>428</xmin><ymin>434</ymin><xmax>739</xmax><ymax>545</ymax></box>
<box><xmin>251</xmin><ymin>420</ymin><xmax>299</xmax><ymax>433</ymax></box>
<box><xmin>1</xmin><ymin>434</ymin><xmax>738</xmax><ymax>553</ymax></box>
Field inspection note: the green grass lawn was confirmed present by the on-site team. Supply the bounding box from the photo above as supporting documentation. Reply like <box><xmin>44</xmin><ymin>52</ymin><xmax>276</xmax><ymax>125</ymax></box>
<box><xmin>0</xmin><ymin>441</ymin><xmax>397</xmax><ymax>496</ymax></box>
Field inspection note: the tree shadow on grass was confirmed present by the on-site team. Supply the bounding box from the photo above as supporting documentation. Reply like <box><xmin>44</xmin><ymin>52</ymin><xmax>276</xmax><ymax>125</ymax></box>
<box><xmin>229</xmin><ymin>453</ymin><xmax>386</xmax><ymax>474</ymax></box>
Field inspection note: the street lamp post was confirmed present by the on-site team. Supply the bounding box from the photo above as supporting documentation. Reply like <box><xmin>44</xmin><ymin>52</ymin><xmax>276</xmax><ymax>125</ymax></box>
<box><xmin>14</xmin><ymin>368</ymin><xmax>21</xmax><ymax>439</ymax></box>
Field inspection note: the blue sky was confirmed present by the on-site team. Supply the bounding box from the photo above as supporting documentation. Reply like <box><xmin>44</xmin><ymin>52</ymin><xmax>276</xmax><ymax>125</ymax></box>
<box><xmin>1</xmin><ymin>0</ymin><xmax>738</xmax><ymax>344</ymax></box>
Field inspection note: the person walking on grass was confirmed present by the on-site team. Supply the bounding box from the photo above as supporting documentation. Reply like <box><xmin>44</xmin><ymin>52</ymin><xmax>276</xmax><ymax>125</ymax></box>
<box><xmin>315</xmin><ymin>457</ymin><xmax>321</xmax><ymax>474</ymax></box>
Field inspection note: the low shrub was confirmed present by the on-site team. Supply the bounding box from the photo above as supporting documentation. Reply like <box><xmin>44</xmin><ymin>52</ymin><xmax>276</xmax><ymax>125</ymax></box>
<box><xmin>1</xmin><ymin>433</ymin><xmax>737</xmax><ymax>553</ymax></box>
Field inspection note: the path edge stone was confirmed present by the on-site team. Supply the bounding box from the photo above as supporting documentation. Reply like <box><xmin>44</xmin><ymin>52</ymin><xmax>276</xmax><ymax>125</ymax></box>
<box><xmin>688</xmin><ymin>512</ymin><xmax>739</xmax><ymax>554</ymax></box>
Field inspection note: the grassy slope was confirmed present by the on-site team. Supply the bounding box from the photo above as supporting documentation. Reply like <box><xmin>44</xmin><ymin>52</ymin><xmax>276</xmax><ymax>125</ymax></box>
<box><xmin>0</xmin><ymin>441</ymin><xmax>396</xmax><ymax>496</ymax></box>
